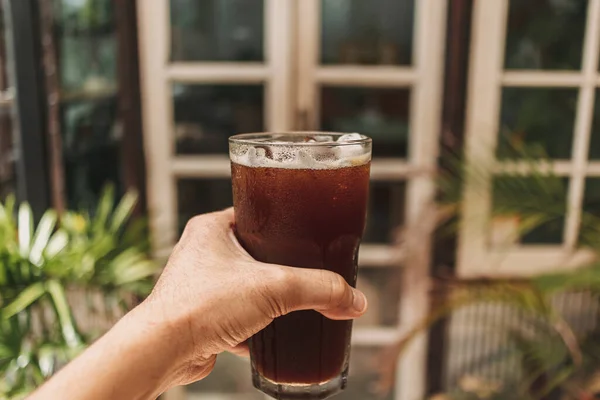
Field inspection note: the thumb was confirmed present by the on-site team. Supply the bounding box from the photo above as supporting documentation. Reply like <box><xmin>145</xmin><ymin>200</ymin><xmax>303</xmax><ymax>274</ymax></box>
<box><xmin>273</xmin><ymin>267</ymin><xmax>368</xmax><ymax>320</ymax></box>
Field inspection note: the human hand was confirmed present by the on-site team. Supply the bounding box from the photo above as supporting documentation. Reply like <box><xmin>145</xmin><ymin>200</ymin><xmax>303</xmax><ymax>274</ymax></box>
<box><xmin>137</xmin><ymin>208</ymin><xmax>368</xmax><ymax>389</ymax></box>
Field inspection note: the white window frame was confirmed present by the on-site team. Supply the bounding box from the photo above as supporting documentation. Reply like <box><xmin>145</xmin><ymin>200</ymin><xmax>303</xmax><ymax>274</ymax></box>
<box><xmin>459</xmin><ymin>0</ymin><xmax>600</xmax><ymax>278</ymax></box>
<box><xmin>137</xmin><ymin>1</ymin><xmax>447</xmax><ymax>399</ymax></box>
<box><xmin>137</xmin><ymin>0</ymin><xmax>294</xmax><ymax>262</ymax></box>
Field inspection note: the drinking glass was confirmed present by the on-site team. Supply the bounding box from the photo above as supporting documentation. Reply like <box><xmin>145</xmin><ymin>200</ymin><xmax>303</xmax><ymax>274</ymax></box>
<box><xmin>229</xmin><ymin>132</ymin><xmax>372</xmax><ymax>399</ymax></box>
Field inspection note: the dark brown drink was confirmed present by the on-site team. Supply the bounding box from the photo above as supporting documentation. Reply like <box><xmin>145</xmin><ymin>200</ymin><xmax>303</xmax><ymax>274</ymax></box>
<box><xmin>229</xmin><ymin>132</ymin><xmax>371</xmax><ymax>399</ymax></box>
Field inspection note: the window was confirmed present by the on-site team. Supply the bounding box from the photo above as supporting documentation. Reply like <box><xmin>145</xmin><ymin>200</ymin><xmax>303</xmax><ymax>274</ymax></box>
<box><xmin>138</xmin><ymin>1</ymin><xmax>447</xmax><ymax>399</ymax></box>
<box><xmin>0</xmin><ymin>2</ymin><xmax>15</xmax><ymax>199</ymax></box>
<box><xmin>459</xmin><ymin>0</ymin><xmax>600</xmax><ymax>277</ymax></box>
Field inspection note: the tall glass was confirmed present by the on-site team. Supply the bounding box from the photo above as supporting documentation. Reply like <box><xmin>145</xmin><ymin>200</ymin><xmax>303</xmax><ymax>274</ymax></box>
<box><xmin>229</xmin><ymin>132</ymin><xmax>371</xmax><ymax>399</ymax></box>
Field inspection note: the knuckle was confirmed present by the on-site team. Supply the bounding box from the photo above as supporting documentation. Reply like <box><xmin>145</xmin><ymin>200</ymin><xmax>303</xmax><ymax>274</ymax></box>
<box><xmin>184</xmin><ymin>215</ymin><xmax>205</xmax><ymax>233</ymax></box>
<box><xmin>325</xmin><ymin>272</ymin><xmax>350</xmax><ymax>308</ymax></box>
<box><xmin>259</xmin><ymin>266</ymin><xmax>296</xmax><ymax>317</ymax></box>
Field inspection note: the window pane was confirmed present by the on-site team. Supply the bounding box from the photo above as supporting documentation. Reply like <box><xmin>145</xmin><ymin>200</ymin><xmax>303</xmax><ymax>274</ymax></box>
<box><xmin>355</xmin><ymin>268</ymin><xmax>401</xmax><ymax>328</ymax></box>
<box><xmin>321</xmin><ymin>0</ymin><xmax>414</xmax><ymax>66</ymax></box>
<box><xmin>581</xmin><ymin>179</ymin><xmax>600</xmax><ymax>246</ymax></box>
<box><xmin>55</xmin><ymin>0</ymin><xmax>117</xmax><ymax>93</ymax></box>
<box><xmin>505</xmin><ymin>0</ymin><xmax>587</xmax><ymax>70</ymax></box>
<box><xmin>320</xmin><ymin>87</ymin><xmax>410</xmax><ymax>158</ymax></box>
<box><xmin>174</xmin><ymin>84</ymin><xmax>264</xmax><ymax>155</ymax></box>
<box><xmin>498</xmin><ymin>88</ymin><xmax>577</xmax><ymax>160</ymax></box>
<box><xmin>177</xmin><ymin>179</ymin><xmax>233</xmax><ymax>234</ymax></box>
<box><xmin>338</xmin><ymin>347</ymin><xmax>394</xmax><ymax>400</ymax></box>
<box><xmin>492</xmin><ymin>176</ymin><xmax>568</xmax><ymax>245</ymax></box>
<box><xmin>186</xmin><ymin>353</ymin><xmax>262</xmax><ymax>399</ymax></box>
<box><xmin>170</xmin><ymin>0</ymin><xmax>264</xmax><ymax>62</ymax></box>
<box><xmin>62</xmin><ymin>97</ymin><xmax>121</xmax><ymax>208</ymax></box>
<box><xmin>55</xmin><ymin>0</ymin><xmax>121</xmax><ymax>209</ymax></box>
<box><xmin>364</xmin><ymin>181</ymin><xmax>406</xmax><ymax>244</ymax></box>
<box><xmin>589</xmin><ymin>89</ymin><xmax>600</xmax><ymax>160</ymax></box>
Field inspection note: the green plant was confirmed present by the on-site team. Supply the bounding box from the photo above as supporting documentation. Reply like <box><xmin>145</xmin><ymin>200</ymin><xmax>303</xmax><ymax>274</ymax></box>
<box><xmin>0</xmin><ymin>187</ymin><xmax>157</xmax><ymax>399</ymax></box>
<box><xmin>378</xmin><ymin>150</ymin><xmax>600</xmax><ymax>400</ymax></box>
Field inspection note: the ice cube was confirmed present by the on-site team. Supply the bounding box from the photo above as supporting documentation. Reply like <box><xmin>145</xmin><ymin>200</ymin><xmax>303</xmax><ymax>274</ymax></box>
<box><xmin>336</xmin><ymin>133</ymin><xmax>364</xmax><ymax>142</ymax></box>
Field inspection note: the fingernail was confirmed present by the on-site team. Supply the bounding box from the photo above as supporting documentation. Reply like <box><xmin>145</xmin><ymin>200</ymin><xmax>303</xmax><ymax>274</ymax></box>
<box><xmin>352</xmin><ymin>289</ymin><xmax>367</xmax><ymax>313</ymax></box>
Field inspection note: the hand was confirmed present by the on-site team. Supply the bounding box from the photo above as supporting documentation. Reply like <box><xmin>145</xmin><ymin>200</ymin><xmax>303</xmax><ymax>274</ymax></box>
<box><xmin>138</xmin><ymin>208</ymin><xmax>368</xmax><ymax>389</ymax></box>
<box><xmin>29</xmin><ymin>208</ymin><xmax>367</xmax><ymax>400</ymax></box>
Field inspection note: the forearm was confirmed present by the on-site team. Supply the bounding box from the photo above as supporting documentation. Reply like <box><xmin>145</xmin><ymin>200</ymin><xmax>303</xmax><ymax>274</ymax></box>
<box><xmin>29</xmin><ymin>306</ymin><xmax>185</xmax><ymax>400</ymax></box>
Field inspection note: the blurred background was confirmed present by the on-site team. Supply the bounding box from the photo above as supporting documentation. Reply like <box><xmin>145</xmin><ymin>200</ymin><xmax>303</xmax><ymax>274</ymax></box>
<box><xmin>1</xmin><ymin>0</ymin><xmax>600</xmax><ymax>399</ymax></box>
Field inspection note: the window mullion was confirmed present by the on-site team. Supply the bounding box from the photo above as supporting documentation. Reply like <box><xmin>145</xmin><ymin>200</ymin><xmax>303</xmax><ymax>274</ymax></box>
<box><xmin>564</xmin><ymin>0</ymin><xmax>600</xmax><ymax>248</ymax></box>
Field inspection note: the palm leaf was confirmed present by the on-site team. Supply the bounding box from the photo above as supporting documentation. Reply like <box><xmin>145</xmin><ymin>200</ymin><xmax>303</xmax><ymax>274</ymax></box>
<box><xmin>45</xmin><ymin>280</ymin><xmax>82</xmax><ymax>348</ymax></box>
<box><xmin>17</xmin><ymin>204</ymin><xmax>33</xmax><ymax>258</ymax></box>
<box><xmin>1</xmin><ymin>283</ymin><xmax>46</xmax><ymax>319</ymax></box>
<box><xmin>92</xmin><ymin>185</ymin><xmax>115</xmax><ymax>233</ymax></box>
<box><xmin>29</xmin><ymin>211</ymin><xmax>57</xmax><ymax>267</ymax></box>
<box><xmin>110</xmin><ymin>191</ymin><xmax>137</xmax><ymax>233</ymax></box>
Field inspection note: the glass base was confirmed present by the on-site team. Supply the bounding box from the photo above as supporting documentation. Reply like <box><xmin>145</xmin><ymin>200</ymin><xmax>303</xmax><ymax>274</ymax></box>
<box><xmin>253</xmin><ymin>371</ymin><xmax>348</xmax><ymax>400</ymax></box>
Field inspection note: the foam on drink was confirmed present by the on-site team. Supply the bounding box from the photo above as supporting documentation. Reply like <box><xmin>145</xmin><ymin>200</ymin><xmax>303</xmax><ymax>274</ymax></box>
<box><xmin>230</xmin><ymin>132</ymin><xmax>371</xmax><ymax>170</ymax></box>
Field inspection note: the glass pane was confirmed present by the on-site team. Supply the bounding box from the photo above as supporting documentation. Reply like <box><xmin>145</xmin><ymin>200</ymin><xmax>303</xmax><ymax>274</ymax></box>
<box><xmin>61</xmin><ymin>97</ymin><xmax>121</xmax><ymax>208</ymax></box>
<box><xmin>55</xmin><ymin>0</ymin><xmax>120</xmax><ymax>209</ymax></box>
<box><xmin>170</xmin><ymin>0</ymin><xmax>264</xmax><ymax>62</ymax></box>
<box><xmin>186</xmin><ymin>353</ymin><xmax>262</xmax><ymax>399</ymax></box>
<box><xmin>338</xmin><ymin>347</ymin><xmax>394</xmax><ymax>400</ymax></box>
<box><xmin>364</xmin><ymin>181</ymin><xmax>406</xmax><ymax>244</ymax></box>
<box><xmin>321</xmin><ymin>0</ymin><xmax>414</xmax><ymax>65</ymax></box>
<box><xmin>498</xmin><ymin>88</ymin><xmax>577</xmax><ymax>159</ymax></box>
<box><xmin>55</xmin><ymin>0</ymin><xmax>117</xmax><ymax>94</ymax></box>
<box><xmin>505</xmin><ymin>0</ymin><xmax>587</xmax><ymax>70</ymax></box>
<box><xmin>355</xmin><ymin>268</ymin><xmax>401</xmax><ymax>328</ymax></box>
<box><xmin>589</xmin><ymin>89</ymin><xmax>600</xmax><ymax>160</ymax></box>
<box><xmin>320</xmin><ymin>87</ymin><xmax>410</xmax><ymax>158</ymax></box>
<box><xmin>174</xmin><ymin>84</ymin><xmax>264</xmax><ymax>155</ymax></box>
<box><xmin>492</xmin><ymin>176</ymin><xmax>568</xmax><ymax>245</ymax></box>
<box><xmin>581</xmin><ymin>179</ymin><xmax>600</xmax><ymax>246</ymax></box>
<box><xmin>177</xmin><ymin>179</ymin><xmax>233</xmax><ymax>234</ymax></box>
<box><xmin>584</xmin><ymin>179</ymin><xmax>600</xmax><ymax>216</ymax></box>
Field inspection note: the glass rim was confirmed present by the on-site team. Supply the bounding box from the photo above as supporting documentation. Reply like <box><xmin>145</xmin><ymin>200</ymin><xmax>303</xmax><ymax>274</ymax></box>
<box><xmin>228</xmin><ymin>132</ymin><xmax>372</xmax><ymax>147</ymax></box>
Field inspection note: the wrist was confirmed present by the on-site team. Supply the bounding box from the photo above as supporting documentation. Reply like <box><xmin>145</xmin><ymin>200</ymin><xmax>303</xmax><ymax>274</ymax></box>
<box><xmin>110</xmin><ymin>304</ymin><xmax>190</xmax><ymax>395</ymax></box>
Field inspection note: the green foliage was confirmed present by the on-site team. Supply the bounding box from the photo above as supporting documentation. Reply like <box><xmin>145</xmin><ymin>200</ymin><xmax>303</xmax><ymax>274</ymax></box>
<box><xmin>387</xmin><ymin>149</ymin><xmax>600</xmax><ymax>400</ymax></box>
<box><xmin>0</xmin><ymin>187</ymin><xmax>157</xmax><ymax>399</ymax></box>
